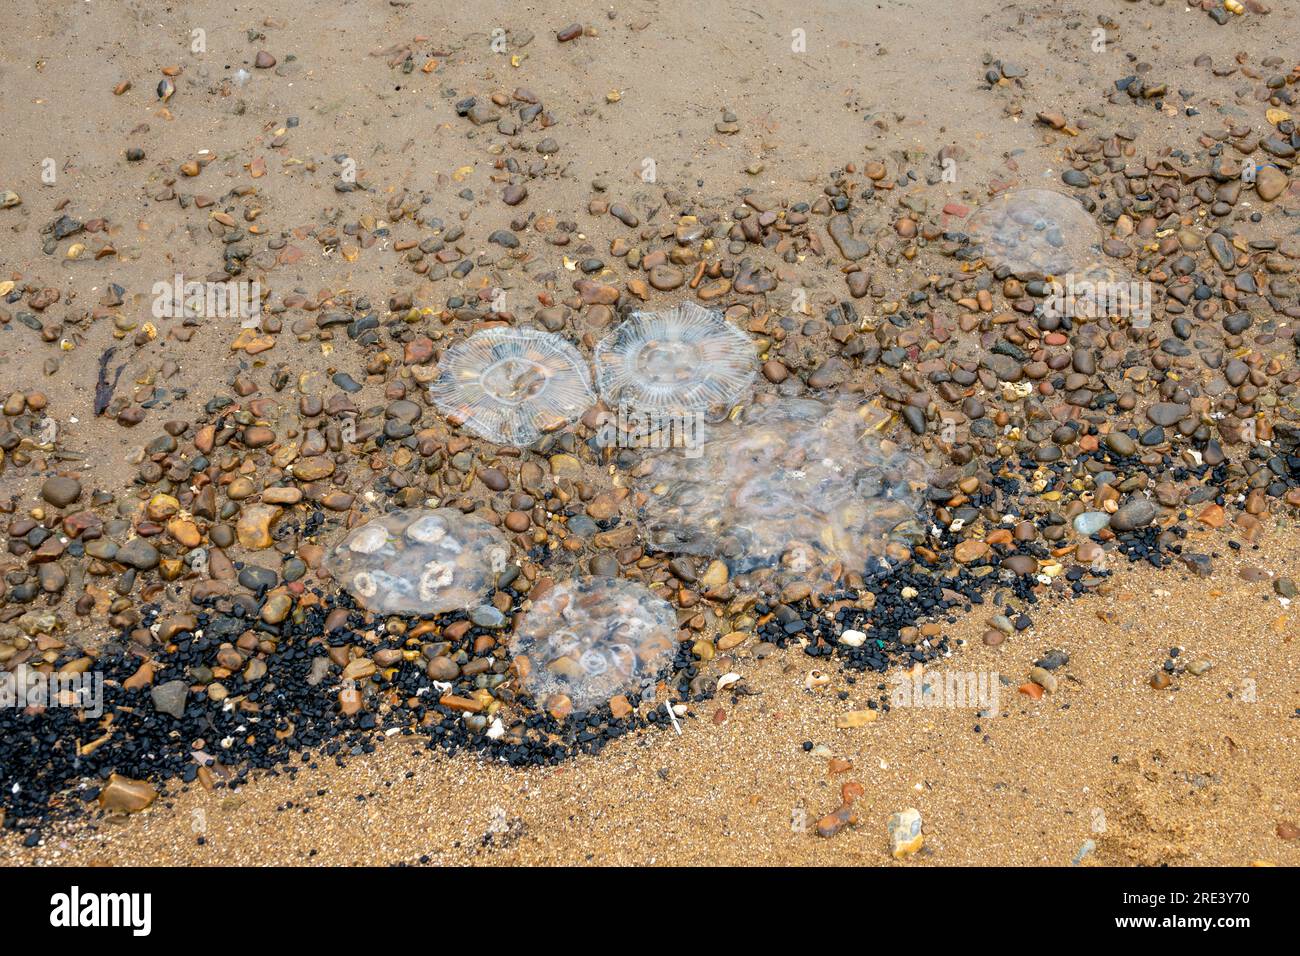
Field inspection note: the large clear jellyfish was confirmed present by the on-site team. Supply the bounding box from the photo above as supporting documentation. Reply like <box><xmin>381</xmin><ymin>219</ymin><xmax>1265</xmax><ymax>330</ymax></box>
<box><xmin>637</xmin><ymin>399</ymin><xmax>928</xmax><ymax>592</ymax></box>
<box><xmin>324</xmin><ymin>508</ymin><xmax>510</xmax><ymax>615</ymax></box>
<box><xmin>510</xmin><ymin>577</ymin><xmax>679</xmax><ymax>712</ymax></box>
<box><xmin>594</xmin><ymin>303</ymin><xmax>757</xmax><ymax>413</ymax></box>
<box><xmin>966</xmin><ymin>188</ymin><xmax>1100</xmax><ymax>278</ymax></box>
<box><xmin>430</xmin><ymin>326</ymin><xmax>594</xmax><ymax>446</ymax></box>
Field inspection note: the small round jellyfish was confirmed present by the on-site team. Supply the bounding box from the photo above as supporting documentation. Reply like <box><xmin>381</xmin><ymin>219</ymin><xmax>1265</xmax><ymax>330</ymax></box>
<box><xmin>966</xmin><ymin>188</ymin><xmax>1100</xmax><ymax>278</ymax></box>
<box><xmin>430</xmin><ymin>326</ymin><xmax>594</xmax><ymax>447</ymax></box>
<box><xmin>594</xmin><ymin>302</ymin><xmax>757</xmax><ymax>412</ymax></box>
<box><xmin>324</xmin><ymin>508</ymin><xmax>510</xmax><ymax>615</ymax></box>
<box><xmin>510</xmin><ymin>577</ymin><xmax>679</xmax><ymax>712</ymax></box>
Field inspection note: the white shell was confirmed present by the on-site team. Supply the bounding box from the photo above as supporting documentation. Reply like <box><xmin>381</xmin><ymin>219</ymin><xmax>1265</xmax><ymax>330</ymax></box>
<box><xmin>716</xmin><ymin>672</ymin><xmax>743</xmax><ymax>692</ymax></box>
<box><xmin>839</xmin><ymin>629</ymin><xmax>867</xmax><ymax>647</ymax></box>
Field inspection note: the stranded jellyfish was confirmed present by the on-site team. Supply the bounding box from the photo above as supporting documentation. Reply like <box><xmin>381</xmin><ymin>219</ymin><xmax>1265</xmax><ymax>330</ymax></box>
<box><xmin>966</xmin><ymin>188</ymin><xmax>1100</xmax><ymax>278</ymax></box>
<box><xmin>324</xmin><ymin>508</ymin><xmax>510</xmax><ymax>615</ymax></box>
<box><xmin>638</xmin><ymin>399</ymin><xmax>928</xmax><ymax>591</ymax></box>
<box><xmin>430</xmin><ymin>326</ymin><xmax>594</xmax><ymax>446</ymax></box>
<box><xmin>594</xmin><ymin>302</ymin><xmax>757</xmax><ymax>413</ymax></box>
<box><xmin>510</xmin><ymin>577</ymin><xmax>679</xmax><ymax>713</ymax></box>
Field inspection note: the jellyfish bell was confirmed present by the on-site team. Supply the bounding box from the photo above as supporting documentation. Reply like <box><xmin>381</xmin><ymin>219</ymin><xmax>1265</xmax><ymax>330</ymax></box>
<box><xmin>325</xmin><ymin>508</ymin><xmax>510</xmax><ymax>615</ymax></box>
<box><xmin>430</xmin><ymin>326</ymin><xmax>594</xmax><ymax>447</ymax></box>
<box><xmin>637</xmin><ymin>399</ymin><xmax>929</xmax><ymax>594</ymax></box>
<box><xmin>510</xmin><ymin>577</ymin><xmax>678</xmax><ymax>712</ymax></box>
<box><xmin>967</xmin><ymin>188</ymin><xmax>1100</xmax><ymax>279</ymax></box>
<box><xmin>595</xmin><ymin>302</ymin><xmax>757</xmax><ymax>414</ymax></box>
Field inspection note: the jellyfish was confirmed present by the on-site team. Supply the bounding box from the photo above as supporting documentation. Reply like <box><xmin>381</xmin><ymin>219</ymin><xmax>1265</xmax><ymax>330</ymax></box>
<box><xmin>966</xmin><ymin>188</ymin><xmax>1100</xmax><ymax>278</ymax></box>
<box><xmin>636</xmin><ymin>399</ymin><xmax>928</xmax><ymax>591</ymax></box>
<box><xmin>510</xmin><ymin>577</ymin><xmax>679</xmax><ymax>712</ymax></box>
<box><xmin>594</xmin><ymin>302</ymin><xmax>757</xmax><ymax>414</ymax></box>
<box><xmin>430</xmin><ymin>326</ymin><xmax>594</xmax><ymax>447</ymax></box>
<box><xmin>325</xmin><ymin>508</ymin><xmax>511</xmax><ymax>615</ymax></box>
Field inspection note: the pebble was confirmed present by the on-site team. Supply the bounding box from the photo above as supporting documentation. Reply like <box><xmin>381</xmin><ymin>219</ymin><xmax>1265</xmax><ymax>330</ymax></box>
<box><xmin>1255</xmin><ymin>166</ymin><xmax>1287</xmax><ymax>201</ymax></box>
<box><xmin>40</xmin><ymin>477</ymin><xmax>82</xmax><ymax>507</ymax></box>
<box><xmin>887</xmin><ymin>808</ymin><xmax>924</xmax><ymax>858</ymax></box>
<box><xmin>150</xmin><ymin>680</ymin><xmax>189</xmax><ymax>719</ymax></box>
<box><xmin>1110</xmin><ymin>498</ymin><xmax>1158</xmax><ymax>532</ymax></box>
<box><xmin>236</xmin><ymin>504</ymin><xmax>281</xmax><ymax>549</ymax></box>
<box><xmin>97</xmin><ymin>774</ymin><xmax>157</xmax><ymax>813</ymax></box>
<box><xmin>1073</xmin><ymin>512</ymin><xmax>1111</xmax><ymax>536</ymax></box>
<box><xmin>115</xmin><ymin>538</ymin><xmax>160</xmax><ymax>571</ymax></box>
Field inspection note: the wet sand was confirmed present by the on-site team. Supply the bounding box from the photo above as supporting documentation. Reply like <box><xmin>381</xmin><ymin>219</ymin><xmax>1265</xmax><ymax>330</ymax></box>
<box><xmin>1</xmin><ymin>0</ymin><xmax>1299</xmax><ymax>865</ymax></box>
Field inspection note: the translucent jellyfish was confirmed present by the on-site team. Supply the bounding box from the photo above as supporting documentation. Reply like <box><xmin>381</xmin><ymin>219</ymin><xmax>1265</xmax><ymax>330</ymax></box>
<box><xmin>324</xmin><ymin>508</ymin><xmax>510</xmax><ymax>615</ymax></box>
<box><xmin>430</xmin><ymin>326</ymin><xmax>594</xmax><ymax>446</ymax></box>
<box><xmin>510</xmin><ymin>577</ymin><xmax>679</xmax><ymax>712</ymax></box>
<box><xmin>594</xmin><ymin>302</ymin><xmax>757</xmax><ymax>413</ymax></box>
<box><xmin>966</xmin><ymin>188</ymin><xmax>1100</xmax><ymax>278</ymax></box>
<box><xmin>637</xmin><ymin>399</ymin><xmax>928</xmax><ymax>592</ymax></box>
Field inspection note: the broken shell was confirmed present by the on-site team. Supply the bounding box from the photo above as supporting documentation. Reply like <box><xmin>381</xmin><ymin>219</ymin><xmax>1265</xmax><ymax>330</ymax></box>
<box><xmin>716</xmin><ymin>672</ymin><xmax>743</xmax><ymax>692</ymax></box>
<box><xmin>805</xmin><ymin>669</ymin><xmax>831</xmax><ymax>690</ymax></box>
